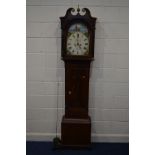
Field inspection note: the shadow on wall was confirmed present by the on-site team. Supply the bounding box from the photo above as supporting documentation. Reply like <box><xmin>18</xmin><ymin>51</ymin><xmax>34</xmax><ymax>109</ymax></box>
<box><xmin>89</xmin><ymin>20</ymin><xmax>106</xmax><ymax>141</ymax></box>
<box><xmin>55</xmin><ymin>22</ymin><xmax>65</xmax><ymax>137</ymax></box>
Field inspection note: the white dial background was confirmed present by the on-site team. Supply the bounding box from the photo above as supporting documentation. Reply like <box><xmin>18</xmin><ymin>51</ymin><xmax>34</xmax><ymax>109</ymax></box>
<box><xmin>67</xmin><ymin>32</ymin><xmax>89</xmax><ymax>56</ymax></box>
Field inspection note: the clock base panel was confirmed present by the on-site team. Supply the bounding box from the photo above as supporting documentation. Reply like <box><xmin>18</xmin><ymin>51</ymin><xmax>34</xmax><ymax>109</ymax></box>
<box><xmin>61</xmin><ymin>116</ymin><xmax>91</xmax><ymax>148</ymax></box>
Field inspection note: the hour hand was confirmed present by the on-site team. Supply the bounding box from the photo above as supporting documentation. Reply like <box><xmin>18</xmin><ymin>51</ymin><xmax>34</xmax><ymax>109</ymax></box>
<box><xmin>78</xmin><ymin>44</ymin><xmax>82</xmax><ymax>49</ymax></box>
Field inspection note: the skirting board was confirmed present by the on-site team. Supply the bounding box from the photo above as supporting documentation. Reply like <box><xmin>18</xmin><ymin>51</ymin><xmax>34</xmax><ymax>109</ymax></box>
<box><xmin>26</xmin><ymin>132</ymin><xmax>129</xmax><ymax>143</ymax></box>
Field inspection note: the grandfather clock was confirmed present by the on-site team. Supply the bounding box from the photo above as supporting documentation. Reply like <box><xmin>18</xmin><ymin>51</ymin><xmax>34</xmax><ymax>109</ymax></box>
<box><xmin>60</xmin><ymin>7</ymin><xmax>96</xmax><ymax>148</ymax></box>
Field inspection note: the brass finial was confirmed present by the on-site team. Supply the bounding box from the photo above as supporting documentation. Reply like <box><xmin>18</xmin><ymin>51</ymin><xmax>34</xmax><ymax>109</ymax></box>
<box><xmin>77</xmin><ymin>4</ymin><xmax>80</xmax><ymax>13</ymax></box>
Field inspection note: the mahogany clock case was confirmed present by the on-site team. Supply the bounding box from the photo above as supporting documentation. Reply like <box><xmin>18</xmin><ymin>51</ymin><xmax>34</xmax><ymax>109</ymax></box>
<box><xmin>60</xmin><ymin>8</ymin><xmax>97</xmax><ymax>148</ymax></box>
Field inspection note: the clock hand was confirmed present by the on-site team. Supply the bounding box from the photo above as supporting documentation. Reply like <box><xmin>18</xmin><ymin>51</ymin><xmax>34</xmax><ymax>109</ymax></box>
<box><xmin>77</xmin><ymin>33</ymin><xmax>79</xmax><ymax>38</ymax></box>
<box><xmin>75</xmin><ymin>41</ymin><xmax>79</xmax><ymax>54</ymax></box>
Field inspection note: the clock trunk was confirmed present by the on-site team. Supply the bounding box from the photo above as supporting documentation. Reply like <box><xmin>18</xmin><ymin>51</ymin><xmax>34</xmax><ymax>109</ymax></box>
<box><xmin>65</xmin><ymin>61</ymin><xmax>90</xmax><ymax>118</ymax></box>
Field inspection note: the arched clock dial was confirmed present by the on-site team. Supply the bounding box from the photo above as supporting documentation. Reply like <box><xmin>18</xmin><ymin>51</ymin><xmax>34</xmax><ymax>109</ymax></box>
<box><xmin>67</xmin><ymin>23</ymin><xmax>89</xmax><ymax>56</ymax></box>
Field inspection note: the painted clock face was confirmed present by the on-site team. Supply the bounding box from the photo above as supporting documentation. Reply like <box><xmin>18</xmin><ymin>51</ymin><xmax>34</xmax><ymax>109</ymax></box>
<box><xmin>67</xmin><ymin>23</ymin><xmax>89</xmax><ymax>56</ymax></box>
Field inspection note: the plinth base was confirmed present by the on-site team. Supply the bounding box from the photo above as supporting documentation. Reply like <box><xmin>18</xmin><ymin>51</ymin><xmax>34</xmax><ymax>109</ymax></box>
<box><xmin>61</xmin><ymin>116</ymin><xmax>91</xmax><ymax>148</ymax></box>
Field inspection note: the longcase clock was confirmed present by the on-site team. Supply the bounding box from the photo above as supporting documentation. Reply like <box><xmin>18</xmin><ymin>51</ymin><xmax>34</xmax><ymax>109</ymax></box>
<box><xmin>60</xmin><ymin>7</ymin><xmax>96</xmax><ymax>148</ymax></box>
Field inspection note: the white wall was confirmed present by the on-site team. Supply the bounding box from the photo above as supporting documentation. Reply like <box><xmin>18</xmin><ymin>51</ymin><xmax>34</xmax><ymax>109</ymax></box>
<box><xmin>26</xmin><ymin>0</ymin><xmax>129</xmax><ymax>142</ymax></box>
